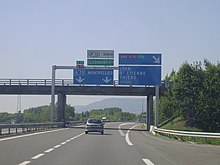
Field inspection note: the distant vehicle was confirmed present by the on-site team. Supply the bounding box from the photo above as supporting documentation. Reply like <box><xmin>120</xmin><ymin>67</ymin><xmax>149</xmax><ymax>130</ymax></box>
<box><xmin>85</xmin><ymin>118</ymin><xmax>104</xmax><ymax>134</ymax></box>
<box><xmin>102</xmin><ymin>117</ymin><xmax>107</xmax><ymax>122</ymax></box>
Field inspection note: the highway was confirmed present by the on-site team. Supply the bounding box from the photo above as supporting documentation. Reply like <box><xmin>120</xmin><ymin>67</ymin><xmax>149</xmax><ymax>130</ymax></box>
<box><xmin>0</xmin><ymin>122</ymin><xmax>220</xmax><ymax>165</ymax></box>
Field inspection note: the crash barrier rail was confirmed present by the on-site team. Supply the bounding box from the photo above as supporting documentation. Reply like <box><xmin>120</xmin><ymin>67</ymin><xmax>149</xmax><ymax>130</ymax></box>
<box><xmin>0</xmin><ymin>121</ymin><xmax>84</xmax><ymax>135</ymax></box>
<box><xmin>151</xmin><ymin>126</ymin><xmax>220</xmax><ymax>138</ymax></box>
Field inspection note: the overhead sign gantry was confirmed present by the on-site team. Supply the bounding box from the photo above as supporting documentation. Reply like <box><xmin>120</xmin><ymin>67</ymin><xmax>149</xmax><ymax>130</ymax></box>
<box><xmin>51</xmin><ymin>50</ymin><xmax>162</xmax><ymax>128</ymax></box>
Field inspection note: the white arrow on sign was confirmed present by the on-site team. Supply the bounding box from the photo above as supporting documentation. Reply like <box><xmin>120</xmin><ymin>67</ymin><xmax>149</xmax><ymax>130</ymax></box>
<box><xmin>103</xmin><ymin>77</ymin><xmax>111</xmax><ymax>84</ymax></box>
<box><xmin>152</xmin><ymin>56</ymin><xmax>160</xmax><ymax>64</ymax></box>
<box><xmin>76</xmin><ymin>77</ymin><xmax>85</xmax><ymax>83</ymax></box>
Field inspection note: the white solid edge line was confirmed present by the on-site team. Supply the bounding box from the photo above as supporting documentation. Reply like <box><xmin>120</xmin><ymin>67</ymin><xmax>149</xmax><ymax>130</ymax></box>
<box><xmin>0</xmin><ymin>128</ymin><xmax>69</xmax><ymax>142</ymax></box>
<box><xmin>125</xmin><ymin>133</ymin><xmax>133</xmax><ymax>145</ymax></box>
<box><xmin>125</xmin><ymin>124</ymin><xmax>140</xmax><ymax>146</ymax></box>
<box><xmin>18</xmin><ymin>161</ymin><xmax>31</xmax><ymax>165</ymax></box>
<box><xmin>142</xmin><ymin>159</ymin><xmax>155</xmax><ymax>165</ymax></box>
<box><xmin>31</xmin><ymin>153</ymin><xmax>45</xmax><ymax>160</ymax></box>
<box><xmin>118</xmin><ymin>123</ymin><xmax>134</xmax><ymax>137</ymax></box>
<box><xmin>118</xmin><ymin>128</ymin><xmax>125</xmax><ymax>136</ymax></box>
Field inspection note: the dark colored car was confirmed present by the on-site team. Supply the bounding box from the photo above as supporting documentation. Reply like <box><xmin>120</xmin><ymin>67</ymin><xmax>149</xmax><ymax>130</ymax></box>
<box><xmin>85</xmin><ymin>118</ymin><xmax>104</xmax><ymax>134</ymax></box>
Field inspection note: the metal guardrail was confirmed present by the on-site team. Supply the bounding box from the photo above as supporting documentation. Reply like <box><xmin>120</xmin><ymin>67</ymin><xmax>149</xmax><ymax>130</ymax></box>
<box><xmin>151</xmin><ymin>126</ymin><xmax>220</xmax><ymax>138</ymax></box>
<box><xmin>0</xmin><ymin>121</ymin><xmax>84</xmax><ymax>135</ymax></box>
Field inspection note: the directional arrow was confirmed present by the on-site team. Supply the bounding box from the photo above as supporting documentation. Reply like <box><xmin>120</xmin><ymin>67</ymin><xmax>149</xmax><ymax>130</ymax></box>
<box><xmin>102</xmin><ymin>77</ymin><xmax>111</xmax><ymax>84</ymax></box>
<box><xmin>152</xmin><ymin>56</ymin><xmax>160</xmax><ymax>64</ymax></box>
<box><xmin>76</xmin><ymin>77</ymin><xmax>85</xmax><ymax>83</ymax></box>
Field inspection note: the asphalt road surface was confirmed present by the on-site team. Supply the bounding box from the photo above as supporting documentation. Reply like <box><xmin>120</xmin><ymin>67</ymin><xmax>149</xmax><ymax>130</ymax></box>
<box><xmin>0</xmin><ymin>122</ymin><xmax>219</xmax><ymax>165</ymax></box>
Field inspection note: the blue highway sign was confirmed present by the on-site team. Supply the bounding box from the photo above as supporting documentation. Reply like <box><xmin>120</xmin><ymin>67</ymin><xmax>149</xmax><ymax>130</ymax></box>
<box><xmin>119</xmin><ymin>66</ymin><xmax>161</xmax><ymax>85</ymax></box>
<box><xmin>74</xmin><ymin>68</ymin><xmax>113</xmax><ymax>85</ymax></box>
<box><xmin>119</xmin><ymin>53</ymin><xmax>161</xmax><ymax>65</ymax></box>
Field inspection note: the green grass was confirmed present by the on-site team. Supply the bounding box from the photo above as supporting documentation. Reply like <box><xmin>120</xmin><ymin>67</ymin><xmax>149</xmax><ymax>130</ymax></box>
<box><xmin>161</xmin><ymin>116</ymin><xmax>202</xmax><ymax>131</ymax></box>
<box><xmin>159</xmin><ymin>117</ymin><xmax>220</xmax><ymax>145</ymax></box>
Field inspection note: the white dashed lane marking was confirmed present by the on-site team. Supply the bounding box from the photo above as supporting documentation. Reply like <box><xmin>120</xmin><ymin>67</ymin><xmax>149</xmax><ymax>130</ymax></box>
<box><xmin>31</xmin><ymin>153</ymin><xmax>45</xmax><ymax>160</ymax></box>
<box><xmin>18</xmin><ymin>161</ymin><xmax>31</xmax><ymax>165</ymax></box>
<box><xmin>18</xmin><ymin>132</ymin><xmax>84</xmax><ymax>165</ymax></box>
<box><xmin>44</xmin><ymin>148</ymin><xmax>54</xmax><ymax>153</ymax></box>
<box><xmin>142</xmin><ymin>158</ymin><xmax>155</xmax><ymax>165</ymax></box>
<box><xmin>54</xmin><ymin>144</ymin><xmax>61</xmax><ymax>148</ymax></box>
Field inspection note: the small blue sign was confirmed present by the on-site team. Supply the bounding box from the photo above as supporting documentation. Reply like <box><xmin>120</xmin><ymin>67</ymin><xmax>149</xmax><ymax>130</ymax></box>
<box><xmin>119</xmin><ymin>66</ymin><xmax>161</xmax><ymax>85</ymax></box>
<box><xmin>119</xmin><ymin>53</ymin><xmax>161</xmax><ymax>65</ymax></box>
<box><xmin>74</xmin><ymin>68</ymin><xmax>113</xmax><ymax>85</ymax></box>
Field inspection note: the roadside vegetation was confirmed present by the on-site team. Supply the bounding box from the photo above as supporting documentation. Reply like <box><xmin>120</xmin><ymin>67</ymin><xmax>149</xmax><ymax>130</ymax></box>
<box><xmin>0</xmin><ymin>106</ymin><xmax>137</xmax><ymax>123</ymax></box>
<box><xmin>159</xmin><ymin>59</ymin><xmax>220</xmax><ymax>132</ymax></box>
<box><xmin>159</xmin><ymin>116</ymin><xmax>220</xmax><ymax>145</ymax></box>
<box><xmin>158</xmin><ymin>60</ymin><xmax>220</xmax><ymax>144</ymax></box>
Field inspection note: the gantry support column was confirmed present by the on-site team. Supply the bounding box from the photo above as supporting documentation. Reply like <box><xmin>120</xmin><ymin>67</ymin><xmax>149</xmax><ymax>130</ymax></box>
<box><xmin>57</xmin><ymin>93</ymin><xmax>66</xmax><ymax>125</ymax></box>
<box><xmin>147</xmin><ymin>95</ymin><xmax>154</xmax><ymax>131</ymax></box>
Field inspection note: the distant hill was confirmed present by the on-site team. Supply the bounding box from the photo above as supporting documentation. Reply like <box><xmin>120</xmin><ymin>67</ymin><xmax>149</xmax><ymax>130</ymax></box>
<box><xmin>74</xmin><ymin>98</ymin><xmax>147</xmax><ymax>114</ymax></box>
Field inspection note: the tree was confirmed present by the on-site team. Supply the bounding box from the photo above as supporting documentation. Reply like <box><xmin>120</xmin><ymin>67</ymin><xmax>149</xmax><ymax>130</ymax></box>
<box><xmin>159</xmin><ymin>60</ymin><xmax>220</xmax><ymax>131</ymax></box>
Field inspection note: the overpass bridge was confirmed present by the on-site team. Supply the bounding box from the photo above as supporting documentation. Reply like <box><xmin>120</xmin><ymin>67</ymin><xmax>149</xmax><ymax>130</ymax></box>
<box><xmin>0</xmin><ymin>79</ymin><xmax>165</xmax><ymax>130</ymax></box>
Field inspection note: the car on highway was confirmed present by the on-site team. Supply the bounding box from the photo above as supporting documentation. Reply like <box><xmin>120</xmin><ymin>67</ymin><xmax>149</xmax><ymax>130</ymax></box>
<box><xmin>85</xmin><ymin>118</ymin><xmax>104</xmax><ymax>134</ymax></box>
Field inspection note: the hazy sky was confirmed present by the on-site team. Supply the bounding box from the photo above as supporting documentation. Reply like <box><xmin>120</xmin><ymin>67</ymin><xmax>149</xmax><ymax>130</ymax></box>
<box><xmin>0</xmin><ymin>0</ymin><xmax>220</xmax><ymax>113</ymax></box>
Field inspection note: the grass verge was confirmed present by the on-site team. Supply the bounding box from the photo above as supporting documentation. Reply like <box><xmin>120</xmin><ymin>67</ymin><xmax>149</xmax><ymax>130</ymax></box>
<box><xmin>158</xmin><ymin>116</ymin><xmax>220</xmax><ymax>145</ymax></box>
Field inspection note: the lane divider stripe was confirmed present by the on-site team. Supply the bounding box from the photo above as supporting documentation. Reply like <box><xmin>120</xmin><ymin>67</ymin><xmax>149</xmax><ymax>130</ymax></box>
<box><xmin>54</xmin><ymin>144</ymin><xmax>61</xmax><ymax>148</ymax></box>
<box><xmin>18</xmin><ymin>161</ymin><xmax>31</xmax><ymax>165</ymax></box>
<box><xmin>18</xmin><ymin>132</ymin><xmax>84</xmax><ymax>165</ymax></box>
<box><xmin>142</xmin><ymin>158</ymin><xmax>155</xmax><ymax>165</ymax></box>
<box><xmin>31</xmin><ymin>153</ymin><xmax>44</xmax><ymax>160</ymax></box>
<box><xmin>44</xmin><ymin>148</ymin><xmax>54</xmax><ymax>153</ymax></box>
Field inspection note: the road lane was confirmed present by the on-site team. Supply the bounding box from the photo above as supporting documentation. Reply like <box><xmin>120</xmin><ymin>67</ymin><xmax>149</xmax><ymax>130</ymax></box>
<box><xmin>29</xmin><ymin>123</ymin><xmax>145</xmax><ymax>165</ymax></box>
<box><xmin>128</xmin><ymin>125</ymin><xmax>220</xmax><ymax>165</ymax></box>
<box><xmin>0</xmin><ymin>128</ymin><xmax>84</xmax><ymax>165</ymax></box>
<box><xmin>0</xmin><ymin>122</ymin><xmax>220</xmax><ymax>165</ymax></box>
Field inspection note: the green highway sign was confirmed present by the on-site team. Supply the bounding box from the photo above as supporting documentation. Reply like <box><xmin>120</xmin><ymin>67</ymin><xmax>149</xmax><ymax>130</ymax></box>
<box><xmin>87</xmin><ymin>59</ymin><xmax>114</xmax><ymax>66</ymax></box>
<box><xmin>76</xmin><ymin>61</ymin><xmax>84</xmax><ymax>65</ymax></box>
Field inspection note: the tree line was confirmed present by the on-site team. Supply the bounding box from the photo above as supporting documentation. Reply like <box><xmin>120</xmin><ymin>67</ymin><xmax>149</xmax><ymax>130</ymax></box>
<box><xmin>159</xmin><ymin>60</ymin><xmax>220</xmax><ymax>131</ymax></box>
<box><xmin>0</xmin><ymin>105</ymin><xmax>137</xmax><ymax>123</ymax></box>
